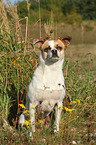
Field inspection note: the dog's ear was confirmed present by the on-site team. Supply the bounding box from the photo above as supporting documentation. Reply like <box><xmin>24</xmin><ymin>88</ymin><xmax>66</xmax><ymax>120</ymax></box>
<box><xmin>33</xmin><ymin>36</ymin><xmax>49</xmax><ymax>50</ymax></box>
<box><xmin>58</xmin><ymin>35</ymin><xmax>72</xmax><ymax>49</ymax></box>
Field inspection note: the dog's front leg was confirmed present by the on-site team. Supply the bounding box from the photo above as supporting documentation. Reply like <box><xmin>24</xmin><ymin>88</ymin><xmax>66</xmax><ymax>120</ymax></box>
<box><xmin>54</xmin><ymin>101</ymin><xmax>63</xmax><ymax>133</ymax></box>
<box><xmin>29</xmin><ymin>103</ymin><xmax>35</xmax><ymax>133</ymax></box>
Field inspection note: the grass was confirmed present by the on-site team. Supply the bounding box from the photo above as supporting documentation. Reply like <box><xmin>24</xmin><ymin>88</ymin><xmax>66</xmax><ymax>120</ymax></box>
<box><xmin>21</xmin><ymin>21</ymin><xmax>96</xmax><ymax>45</ymax></box>
<box><xmin>1</xmin><ymin>35</ymin><xmax>96</xmax><ymax>144</ymax></box>
<box><xmin>0</xmin><ymin>1</ymin><xmax>96</xmax><ymax>144</ymax></box>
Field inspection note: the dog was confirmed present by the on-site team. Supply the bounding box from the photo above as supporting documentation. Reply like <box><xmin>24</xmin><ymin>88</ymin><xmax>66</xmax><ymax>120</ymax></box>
<box><xmin>19</xmin><ymin>35</ymin><xmax>72</xmax><ymax>134</ymax></box>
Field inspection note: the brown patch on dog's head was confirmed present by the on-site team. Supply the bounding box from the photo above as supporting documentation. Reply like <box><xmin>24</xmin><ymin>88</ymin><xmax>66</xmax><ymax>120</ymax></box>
<box><xmin>33</xmin><ymin>36</ymin><xmax>49</xmax><ymax>50</ymax></box>
<box><xmin>33</xmin><ymin>35</ymin><xmax>72</xmax><ymax>61</ymax></box>
<box><xmin>58</xmin><ymin>35</ymin><xmax>72</xmax><ymax>50</ymax></box>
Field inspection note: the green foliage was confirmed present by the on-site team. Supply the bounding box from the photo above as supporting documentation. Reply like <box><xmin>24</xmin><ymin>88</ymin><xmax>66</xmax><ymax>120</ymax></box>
<box><xmin>62</xmin><ymin>0</ymin><xmax>76</xmax><ymax>15</ymax></box>
<box><xmin>16</xmin><ymin>0</ymin><xmax>96</xmax><ymax>24</ymax></box>
<box><xmin>30</xmin><ymin>0</ymin><xmax>39</xmax><ymax>10</ymax></box>
<box><xmin>40</xmin><ymin>0</ymin><xmax>64</xmax><ymax>22</ymax></box>
<box><xmin>29</xmin><ymin>9</ymin><xmax>39</xmax><ymax>23</ymax></box>
<box><xmin>17</xmin><ymin>1</ymin><xmax>28</xmax><ymax>18</ymax></box>
<box><xmin>75</xmin><ymin>0</ymin><xmax>96</xmax><ymax>20</ymax></box>
<box><xmin>65</xmin><ymin>6</ymin><xmax>82</xmax><ymax>24</ymax></box>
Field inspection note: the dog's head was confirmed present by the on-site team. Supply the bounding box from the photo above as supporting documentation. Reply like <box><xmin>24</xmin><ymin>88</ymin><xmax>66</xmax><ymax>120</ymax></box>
<box><xmin>33</xmin><ymin>36</ymin><xmax>72</xmax><ymax>62</ymax></box>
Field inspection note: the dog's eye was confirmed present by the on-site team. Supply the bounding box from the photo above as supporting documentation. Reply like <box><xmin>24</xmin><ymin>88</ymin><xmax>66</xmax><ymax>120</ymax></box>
<box><xmin>56</xmin><ymin>45</ymin><xmax>62</xmax><ymax>50</ymax></box>
<box><xmin>44</xmin><ymin>46</ymin><xmax>51</xmax><ymax>52</ymax></box>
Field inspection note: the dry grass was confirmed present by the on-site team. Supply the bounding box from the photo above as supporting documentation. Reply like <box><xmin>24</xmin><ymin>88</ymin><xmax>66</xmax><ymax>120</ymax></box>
<box><xmin>0</xmin><ymin>1</ymin><xmax>96</xmax><ymax>144</ymax></box>
<box><xmin>65</xmin><ymin>44</ymin><xmax>96</xmax><ymax>71</ymax></box>
<box><xmin>21</xmin><ymin>21</ymin><xmax>96</xmax><ymax>45</ymax></box>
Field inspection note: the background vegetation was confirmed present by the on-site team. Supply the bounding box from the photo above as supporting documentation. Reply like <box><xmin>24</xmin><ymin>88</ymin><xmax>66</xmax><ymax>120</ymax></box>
<box><xmin>0</xmin><ymin>0</ymin><xmax>96</xmax><ymax>144</ymax></box>
<box><xmin>17</xmin><ymin>0</ymin><xmax>96</xmax><ymax>23</ymax></box>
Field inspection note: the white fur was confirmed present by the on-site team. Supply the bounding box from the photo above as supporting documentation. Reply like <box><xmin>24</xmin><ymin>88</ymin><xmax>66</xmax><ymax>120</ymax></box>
<box><xmin>19</xmin><ymin>40</ymin><xmax>66</xmax><ymax>134</ymax></box>
<box><xmin>48</xmin><ymin>40</ymin><xmax>54</xmax><ymax>48</ymax></box>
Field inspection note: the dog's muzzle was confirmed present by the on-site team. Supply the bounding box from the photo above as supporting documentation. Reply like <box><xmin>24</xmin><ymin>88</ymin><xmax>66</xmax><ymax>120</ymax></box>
<box><xmin>47</xmin><ymin>48</ymin><xmax>60</xmax><ymax>62</ymax></box>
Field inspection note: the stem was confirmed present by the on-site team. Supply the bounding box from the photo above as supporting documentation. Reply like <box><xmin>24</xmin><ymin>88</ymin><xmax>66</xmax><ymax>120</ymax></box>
<box><xmin>39</xmin><ymin>0</ymin><xmax>41</xmax><ymax>38</ymax></box>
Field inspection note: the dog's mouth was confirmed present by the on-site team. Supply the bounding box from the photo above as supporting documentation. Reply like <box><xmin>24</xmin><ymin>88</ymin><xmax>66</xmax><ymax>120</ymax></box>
<box><xmin>49</xmin><ymin>56</ymin><xmax>60</xmax><ymax>61</ymax></box>
<box><xmin>52</xmin><ymin>55</ymin><xmax>59</xmax><ymax>58</ymax></box>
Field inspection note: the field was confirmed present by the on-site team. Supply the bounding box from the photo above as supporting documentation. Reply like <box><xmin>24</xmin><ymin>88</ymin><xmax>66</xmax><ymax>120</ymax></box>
<box><xmin>1</xmin><ymin>36</ymin><xmax>96</xmax><ymax>144</ymax></box>
<box><xmin>0</xmin><ymin>3</ymin><xmax>96</xmax><ymax>144</ymax></box>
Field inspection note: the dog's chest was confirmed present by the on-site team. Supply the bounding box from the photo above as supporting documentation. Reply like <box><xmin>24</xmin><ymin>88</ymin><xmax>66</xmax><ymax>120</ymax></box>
<box><xmin>27</xmin><ymin>58</ymin><xmax>65</xmax><ymax>107</ymax></box>
<box><xmin>34</xmin><ymin>62</ymin><xmax>64</xmax><ymax>87</ymax></box>
<box><xmin>29</xmin><ymin>63</ymin><xmax>65</xmax><ymax>99</ymax></box>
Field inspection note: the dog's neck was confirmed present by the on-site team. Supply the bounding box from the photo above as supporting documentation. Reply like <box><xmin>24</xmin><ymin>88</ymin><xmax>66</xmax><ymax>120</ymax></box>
<box><xmin>39</xmin><ymin>52</ymin><xmax>64</xmax><ymax>72</ymax></box>
<box><xmin>33</xmin><ymin>52</ymin><xmax>65</xmax><ymax>89</ymax></box>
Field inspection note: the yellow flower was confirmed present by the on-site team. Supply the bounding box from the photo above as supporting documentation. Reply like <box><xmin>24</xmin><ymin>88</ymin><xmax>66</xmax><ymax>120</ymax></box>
<box><xmin>72</xmin><ymin>101</ymin><xmax>76</xmax><ymax>104</ymax></box>
<box><xmin>64</xmin><ymin>107</ymin><xmax>69</xmax><ymax>111</ymax></box>
<box><xmin>23</xmin><ymin>110</ymin><xmax>29</xmax><ymax>115</ymax></box>
<box><xmin>19</xmin><ymin>104</ymin><xmax>25</xmax><ymax>109</ymax></box>
<box><xmin>64</xmin><ymin>107</ymin><xmax>74</xmax><ymax>113</ymax></box>
<box><xmin>70</xmin><ymin>102</ymin><xmax>72</xmax><ymax>106</ymax></box>
<box><xmin>68</xmin><ymin>108</ymin><xmax>74</xmax><ymax>113</ymax></box>
<box><xmin>76</xmin><ymin>99</ymin><xmax>81</xmax><ymax>104</ymax></box>
<box><xmin>17</xmin><ymin>57</ymin><xmax>20</xmax><ymax>60</ymax></box>
<box><xmin>14</xmin><ymin>60</ymin><xmax>16</xmax><ymax>65</ymax></box>
<box><xmin>38</xmin><ymin>119</ymin><xmax>44</xmax><ymax>124</ymax></box>
<box><xmin>31</xmin><ymin>105</ymin><xmax>34</xmax><ymax>109</ymax></box>
<box><xmin>56</xmin><ymin>106</ymin><xmax>63</xmax><ymax>110</ymax></box>
<box><xmin>24</xmin><ymin>120</ymin><xmax>30</xmax><ymax>126</ymax></box>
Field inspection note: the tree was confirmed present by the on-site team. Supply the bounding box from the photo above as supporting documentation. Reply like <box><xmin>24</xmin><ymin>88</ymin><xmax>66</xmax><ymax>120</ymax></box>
<box><xmin>62</xmin><ymin>0</ymin><xmax>96</xmax><ymax>20</ymax></box>
<box><xmin>65</xmin><ymin>6</ymin><xmax>82</xmax><ymax>25</ymax></box>
<box><xmin>17</xmin><ymin>1</ymin><xmax>28</xmax><ymax>18</ymax></box>
<box><xmin>76</xmin><ymin>0</ymin><xmax>96</xmax><ymax>20</ymax></box>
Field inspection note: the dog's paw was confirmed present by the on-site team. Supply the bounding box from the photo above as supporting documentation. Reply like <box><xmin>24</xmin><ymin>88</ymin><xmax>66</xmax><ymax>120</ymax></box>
<box><xmin>19</xmin><ymin>114</ymin><xmax>25</xmax><ymax>126</ymax></box>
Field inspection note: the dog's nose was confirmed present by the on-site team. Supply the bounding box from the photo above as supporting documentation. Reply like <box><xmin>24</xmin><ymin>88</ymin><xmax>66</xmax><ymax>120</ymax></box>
<box><xmin>52</xmin><ymin>49</ymin><xmax>57</xmax><ymax>57</ymax></box>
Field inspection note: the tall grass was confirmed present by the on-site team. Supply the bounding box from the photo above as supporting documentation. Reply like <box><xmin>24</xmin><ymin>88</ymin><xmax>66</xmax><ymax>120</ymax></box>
<box><xmin>1</xmin><ymin>42</ymin><xmax>96</xmax><ymax>144</ymax></box>
<box><xmin>0</xmin><ymin>1</ymin><xmax>96</xmax><ymax>144</ymax></box>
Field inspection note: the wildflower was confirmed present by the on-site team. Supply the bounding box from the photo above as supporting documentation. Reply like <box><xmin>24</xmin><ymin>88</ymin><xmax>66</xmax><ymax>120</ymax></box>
<box><xmin>38</xmin><ymin>119</ymin><xmax>45</xmax><ymax>128</ymax></box>
<box><xmin>56</xmin><ymin>106</ymin><xmax>63</xmax><ymax>110</ymax></box>
<box><xmin>68</xmin><ymin>108</ymin><xmax>74</xmax><ymax>113</ymax></box>
<box><xmin>64</xmin><ymin>107</ymin><xmax>74</xmax><ymax>113</ymax></box>
<box><xmin>23</xmin><ymin>110</ymin><xmax>30</xmax><ymax>115</ymax></box>
<box><xmin>72</xmin><ymin>101</ymin><xmax>76</xmax><ymax>104</ymax></box>
<box><xmin>64</xmin><ymin>107</ymin><xmax>69</xmax><ymax>111</ymax></box>
<box><xmin>19</xmin><ymin>104</ymin><xmax>25</xmax><ymax>109</ymax></box>
<box><xmin>31</xmin><ymin>105</ymin><xmax>34</xmax><ymax>109</ymax></box>
<box><xmin>14</xmin><ymin>60</ymin><xmax>16</xmax><ymax>65</ymax></box>
<box><xmin>38</xmin><ymin>119</ymin><xmax>44</xmax><ymax>124</ymax></box>
<box><xmin>76</xmin><ymin>99</ymin><xmax>80</xmax><ymax>104</ymax></box>
<box><xmin>17</xmin><ymin>57</ymin><xmax>20</xmax><ymax>60</ymax></box>
<box><xmin>24</xmin><ymin>120</ymin><xmax>30</xmax><ymax>127</ymax></box>
<box><xmin>70</xmin><ymin>102</ymin><xmax>72</xmax><ymax>106</ymax></box>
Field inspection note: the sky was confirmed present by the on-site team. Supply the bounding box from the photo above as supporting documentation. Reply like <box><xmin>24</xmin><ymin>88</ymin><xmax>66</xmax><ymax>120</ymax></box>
<box><xmin>3</xmin><ymin>0</ymin><xmax>23</xmax><ymax>6</ymax></box>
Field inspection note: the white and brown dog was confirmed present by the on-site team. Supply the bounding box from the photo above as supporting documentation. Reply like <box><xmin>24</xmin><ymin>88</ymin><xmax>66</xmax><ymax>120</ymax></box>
<box><xmin>19</xmin><ymin>35</ymin><xmax>72</xmax><ymax>134</ymax></box>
